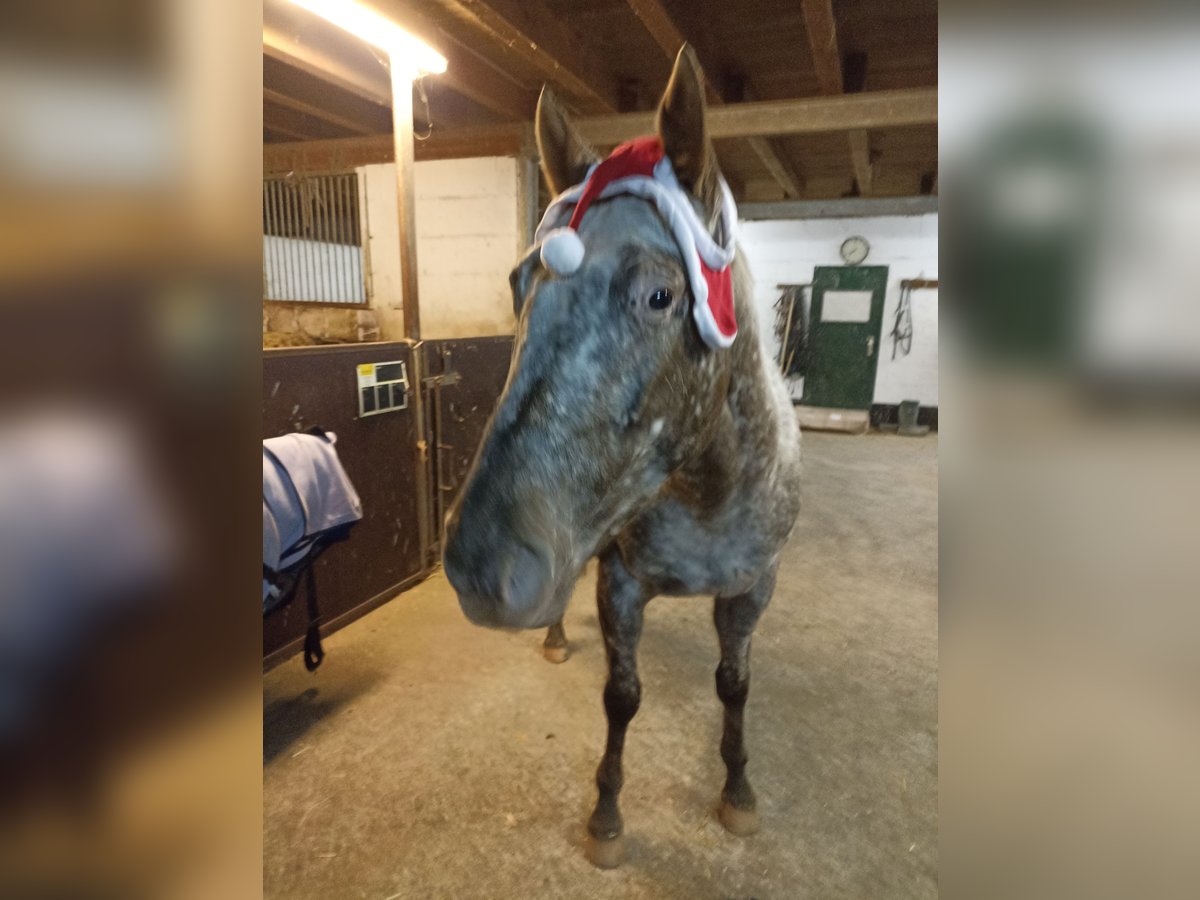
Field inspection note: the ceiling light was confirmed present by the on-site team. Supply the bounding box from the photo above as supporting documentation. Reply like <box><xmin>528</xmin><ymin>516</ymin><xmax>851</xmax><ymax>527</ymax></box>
<box><xmin>288</xmin><ymin>0</ymin><xmax>447</xmax><ymax>74</ymax></box>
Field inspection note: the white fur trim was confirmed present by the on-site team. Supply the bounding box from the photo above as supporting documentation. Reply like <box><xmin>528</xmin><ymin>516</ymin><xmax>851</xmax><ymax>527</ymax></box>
<box><xmin>539</xmin><ymin>227</ymin><xmax>585</xmax><ymax>275</ymax></box>
<box><xmin>653</xmin><ymin>156</ymin><xmax>681</xmax><ymax>192</ymax></box>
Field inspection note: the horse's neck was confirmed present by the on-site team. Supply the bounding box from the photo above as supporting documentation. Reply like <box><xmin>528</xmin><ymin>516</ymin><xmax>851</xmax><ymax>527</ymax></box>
<box><xmin>681</xmin><ymin>257</ymin><xmax>795</xmax><ymax>498</ymax></box>
<box><xmin>724</xmin><ymin>258</ymin><xmax>783</xmax><ymax>436</ymax></box>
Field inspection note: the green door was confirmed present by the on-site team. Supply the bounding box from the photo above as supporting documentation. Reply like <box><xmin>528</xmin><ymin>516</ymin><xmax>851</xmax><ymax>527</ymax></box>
<box><xmin>802</xmin><ymin>265</ymin><xmax>888</xmax><ymax>409</ymax></box>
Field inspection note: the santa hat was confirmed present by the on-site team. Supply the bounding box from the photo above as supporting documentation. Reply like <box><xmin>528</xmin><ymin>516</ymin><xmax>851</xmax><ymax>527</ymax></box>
<box><xmin>534</xmin><ymin>136</ymin><xmax>738</xmax><ymax>349</ymax></box>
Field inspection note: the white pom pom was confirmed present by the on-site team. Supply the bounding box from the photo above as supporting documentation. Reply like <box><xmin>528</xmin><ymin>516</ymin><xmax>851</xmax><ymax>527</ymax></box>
<box><xmin>539</xmin><ymin>227</ymin><xmax>584</xmax><ymax>276</ymax></box>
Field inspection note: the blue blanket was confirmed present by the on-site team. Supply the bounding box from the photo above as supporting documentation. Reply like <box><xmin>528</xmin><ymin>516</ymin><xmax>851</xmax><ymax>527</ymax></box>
<box><xmin>263</xmin><ymin>431</ymin><xmax>361</xmax><ymax>610</ymax></box>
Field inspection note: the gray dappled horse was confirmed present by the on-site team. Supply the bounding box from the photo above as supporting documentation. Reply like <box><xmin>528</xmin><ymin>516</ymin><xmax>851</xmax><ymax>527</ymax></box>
<box><xmin>443</xmin><ymin>46</ymin><xmax>802</xmax><ymax>868</ymax></box>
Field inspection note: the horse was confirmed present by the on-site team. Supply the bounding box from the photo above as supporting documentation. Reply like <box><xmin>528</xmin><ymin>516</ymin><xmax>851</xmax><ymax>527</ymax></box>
<box><xmin>442</xmin><ymin>45</ymin><xmax>802</xmax><ymax>869</ymax></box>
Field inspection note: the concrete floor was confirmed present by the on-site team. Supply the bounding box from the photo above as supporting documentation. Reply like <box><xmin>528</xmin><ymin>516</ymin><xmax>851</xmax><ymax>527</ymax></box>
<box><xmin>264</xmin><ymin>432</ymin><xmax>938</xmax><ymax>899</ymax></box>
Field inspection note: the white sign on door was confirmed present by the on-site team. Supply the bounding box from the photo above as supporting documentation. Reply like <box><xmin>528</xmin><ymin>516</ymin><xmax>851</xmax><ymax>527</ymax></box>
<box><xmin>821</xmin><ymin>290</ymin><xmax>873</xmax><ymax>323</ymax></box>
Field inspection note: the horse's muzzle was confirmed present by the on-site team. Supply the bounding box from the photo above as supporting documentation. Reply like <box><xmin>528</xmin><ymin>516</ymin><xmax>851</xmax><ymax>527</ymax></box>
<box><xmin>444</xmin><ymin>530</ymin><xmax>559</xmax><ymax>630</ymax></box>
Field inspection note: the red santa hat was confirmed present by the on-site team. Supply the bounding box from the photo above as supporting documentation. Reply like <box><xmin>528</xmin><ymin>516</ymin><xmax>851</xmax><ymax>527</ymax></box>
<box><xmin>535</xmin><ymin>136</ymin><xmax>738</xmax><ymax>349</ymax></box>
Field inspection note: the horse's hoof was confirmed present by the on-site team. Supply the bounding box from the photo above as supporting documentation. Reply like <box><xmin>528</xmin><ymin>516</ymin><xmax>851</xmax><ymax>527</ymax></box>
<box><xmin>542</xmin><ymin>644</ymin><xmax>569</xmax><ymax>664</ymax></box>
<box><xmin>718</xmin><ymin>802</ymin><xmax>760</xmax><ymax>836</ymax></box>
<box><xmin>585</xmin><ymin>832</ymin><xmax>625</xmax><ymax>869</ymax></box>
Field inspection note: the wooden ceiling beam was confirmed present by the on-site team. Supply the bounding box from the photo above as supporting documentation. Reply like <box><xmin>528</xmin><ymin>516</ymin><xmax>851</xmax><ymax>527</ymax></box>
<box><xmin>435</xmin><ymin>0</ymin><xmax>620</xmax><ymax>112</ymax></box>
<box><xmin>847</xmin><ymin>128</ymin><xmax>874</xmax><ymax>196</ymax></box>
<box><xmin>263</xmin><ymin>92</ymin><xmax>428</xmax><ymax>145</ymax></box>
<box><xmin>263</xmin><ymin>88</ymin><xmax>936</xmax><ymax>172</ymax></box>
<box><xmin>264</xmin><ymin>88</ymin><xmax>383</xmax><ymax>136</ymax></box>
<box><xmin>431</xmin><ymin>43</ymin><xmax>536</xmax><ymax>121</ymax></box>
<box><xmin>625</xmin><ymin>0</ymin><xmax>720</xmax><ymax>104</ymax></box>
<box><xmin>264</xmin><ymin>125</ymin><xmax>535</xmax><ymax>173</ymax></box>
<box><xmin>800</xmin><ymin>0</ymin><xmax>845</xmax><ymax>95</ymax></box>
<box><xmin>266</xmin><ymin>2</ymin><xmax>535</xmax><ymax>123</ymax></box>
<box><xmin>575</xmin><ymin>88</ymin><xmax>936</xmax><ymax>144</ymax></box>
<box><xmin>727</xmin><ymin>76</ymin><xmax>807</xmax><ymax>199</ymax></box>
<box><xmin>263</xmin><ymin>25</ymin><xmax>391</xmax><ymax>108</ymax></box>
<box><xmin>264</xmin><ymin>121</ymin><xmax>313</xmax><ymax>143</ymax></box>
<box><xmin>369</xmin><ymin>2</ymin><xmax>537</xmax><ymax>120</ymax></box>
<box><xmin>625</xmin><ymin>0</ymin><xmax>804</xmax><ymax>198</ymax></box>
<box><xmin>264</xmin><ymin>100</ymin><xmax>360</xmax><ymax>141</ymax></box>
<box><xmin>263</xmin><ymin>55</ymin><xmax>396</xmax><ymax>132</ymax></box>
<box><xmin>264</xmin><ymin>126</ymin><xmax>301</xmax><ymax>144</ymax></box>
<box><xmin>800</xmin><ymin>0</ymin><xmax>876</xmax><ymax>196</ymax></box>
<box><xmin>622</xmin><ymin>1</ymin><xmax>747</xmax><ymax>191</ymax></box>
<box><xmin>745</xmin><ymin>136</ymin><xmax>805</xmax><ymax>199</ymax></box>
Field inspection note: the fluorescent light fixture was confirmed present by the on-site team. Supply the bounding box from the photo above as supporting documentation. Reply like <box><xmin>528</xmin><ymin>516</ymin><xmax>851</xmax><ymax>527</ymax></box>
<box><xmin>289</xmin><ymin>0</ymin><xmax>448</xmax><ymax>74</ymax></box>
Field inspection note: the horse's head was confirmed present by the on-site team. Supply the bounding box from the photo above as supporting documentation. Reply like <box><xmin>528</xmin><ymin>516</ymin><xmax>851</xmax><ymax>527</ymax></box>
<box><xmin>444</xmin><ymin>46</ymin><xmax>737</xmax><ymax>629</ymax></box>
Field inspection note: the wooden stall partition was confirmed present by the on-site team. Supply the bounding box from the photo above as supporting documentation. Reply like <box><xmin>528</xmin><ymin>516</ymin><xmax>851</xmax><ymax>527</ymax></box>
<box><xmin>425</xmin><ymin>337</ymin><xmax>516</xmax><ymax>554</ymax></box>
<box><xmin>263</xmin><ymin>342</ymin><xmax>431</xmax><ymax>668</ymax></box>
<box><xmin>263</xmin><ymin>337</ymin><xmax>515</xmax><ymax>668</ymax></box>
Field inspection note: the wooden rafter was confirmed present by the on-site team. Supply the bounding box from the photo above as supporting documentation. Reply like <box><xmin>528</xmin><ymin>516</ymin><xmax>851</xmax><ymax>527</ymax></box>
<box><xmin>263</xmin><ymin>24</ymin><xmax>391</xmax><ymax>107</ymax></box>
<box><xmin>264</xmin><ymin>99</ymin><xmax>359</xmax><ymax>141</ymax></box>
<box><xmin>264</xmin><ymin>88</ymin><xmax>380</xmax><ymax>136</ymax></box>
<box><xmin>575</xmin><ymin>89</ymin><xmax>935</xmax><ymax>144</ymax></box>
<box><xmin>264</xmin><ymin>126</ymin><xmax>301</xmax><ymax>144</ymax></box>
<box><xmin>745</xmin><ymin>136</ymin><xmax>805</xmax><ymax>198</ymax></box>
<box><xmin>264</xmin><ymin>120</ymin><xmax>312</xmax><ymax>143</ymax></box>
<box><xmin>265</xmin><ymin>1</ymin><xmax>535</xmax><ymax>122</ymax></box>
<box><xmin>734</xmin><ymin>81</ymin><xmax>806</xmax><ymax>199</ymax></box>
<box><xmin>263</xmin><ymin>88</ymin><xmax>936</xmax><ymax>173</ymax></box>
<box><xmin>800</xmin><ymin>0</ymin><xmax>874</xmax><ymax>195</ymax></box>
<box><xmin>800</xmin><ymin>0</ymin><xmax>844</xmax><ymax>95</ymax></box>
<box><xmin>625</xmin><ymin>0</ymin><xmax>719</xmax><ymax>103</ymax></box>
<box><xmin>846</xmin><ymin>128</ymin><xmax>873</xmax><ymax>196</ymax></box>
<box><xmin>264</xmin><ymin>92</ymin><xmax>428</xmax><ymax>143</ymax></box>
<box><xmin>625</xmin><ymin>0</ymin><xmax>804</xmax><ymax>199</ymax></box>
<box><xmin>434</xmin><ymin>0</ymin><xmax>620</xmax><ymax>112</ymax></box>
<box><xmin>429</xmin><ymin>42</ymin><xmax>536</xmax><ymax>121</ymax></box>
<box><xmin>263</xmin><ymin>54</ymin><xmax>396</xmax><ymax>135</ymax></box>
<box><xmin>370</xmin><ymin>2</ymin><xmax>537</xmax><ymax>120</ymax></box>
<box><xmin>264</xmin><ymin>125</ymin><xmax>534</xmax><ymax>173</ymax></box>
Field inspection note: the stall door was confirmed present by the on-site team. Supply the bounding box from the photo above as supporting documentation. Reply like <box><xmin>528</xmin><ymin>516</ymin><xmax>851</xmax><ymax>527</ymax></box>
<box><xmin>802</xmin><ymin>265</ymin><xmax>888</xmax><ymax>410</ymax></box>
<box><xmin>263</xmin><ymin>342</ymin><xmax>427</xmax><ymax>666</ymax></box>
<box><xmin>425</xmin><ymin>336</ymin><xmax>515</xmax><ymax>549</ymax></box>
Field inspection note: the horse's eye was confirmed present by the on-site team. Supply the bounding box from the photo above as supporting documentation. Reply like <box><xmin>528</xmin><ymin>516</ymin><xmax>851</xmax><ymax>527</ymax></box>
<box><xmin>647</xmin><ymin>288</ymin><xmax>673</xmax><ymax>310</ymax></box>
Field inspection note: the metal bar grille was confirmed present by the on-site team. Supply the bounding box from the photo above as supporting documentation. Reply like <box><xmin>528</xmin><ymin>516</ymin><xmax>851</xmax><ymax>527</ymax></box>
<box><xmin>263</xmin><ymin>173</ymin><xmax>366</xmax><ymax>305</ymax></box>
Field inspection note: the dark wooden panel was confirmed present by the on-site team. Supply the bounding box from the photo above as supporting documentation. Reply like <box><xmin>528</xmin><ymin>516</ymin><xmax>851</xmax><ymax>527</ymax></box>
<box><xmin>263</xmin><ymin>342</ymin><xmax>427</xmax><ymax>661</ymax></box>
<box><xmin>425</xmin><ymin>336</ymin><xmax>515</xmax><ymax>539</ymax></box>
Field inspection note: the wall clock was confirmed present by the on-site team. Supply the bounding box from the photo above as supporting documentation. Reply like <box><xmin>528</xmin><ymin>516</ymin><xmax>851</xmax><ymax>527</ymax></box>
<box><xmin>840</xmin><ymin>235</ymin><xmax>870</xmax><ymax>265</ymax></box>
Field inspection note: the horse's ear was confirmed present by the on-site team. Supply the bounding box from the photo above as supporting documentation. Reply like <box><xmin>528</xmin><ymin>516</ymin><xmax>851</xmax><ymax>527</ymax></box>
<box><xmin>535</xmin><ymin>87</ymin><xmax>598</xmax><ymax>195</ymax></box>
<box><xmin>657</xmin><ymin>44</ymin><xmax>712</xmax><ymax>192</ymax></box>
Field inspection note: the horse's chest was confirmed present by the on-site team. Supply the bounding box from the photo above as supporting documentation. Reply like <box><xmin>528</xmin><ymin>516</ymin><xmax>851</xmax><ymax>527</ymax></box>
<box><xmin>618</xmin><ymin>499</ymin><xmax>779</xmax><ymax>598</ymax></box>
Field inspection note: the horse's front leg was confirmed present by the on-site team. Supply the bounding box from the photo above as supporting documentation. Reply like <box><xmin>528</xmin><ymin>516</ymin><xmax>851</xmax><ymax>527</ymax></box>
<box><xmin>713</xmin><ymin>564</ymin><xmax>777</xmax><ymax>836</ymax></box>
<box><xmin>542</xmin><ymin>619</ymin><xmax>569</xmax><ymax>663</ymax></box>
<box><xmin>585</xmin><ymin>546</ymin><xmax>649</xmax><ymax>868</ymax></box>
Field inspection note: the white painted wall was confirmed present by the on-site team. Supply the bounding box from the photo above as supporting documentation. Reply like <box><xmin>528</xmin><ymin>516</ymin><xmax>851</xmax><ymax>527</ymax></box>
<box><xmin>738</xmin><ymin>213</ymin><xmax>939</xmax><ymax>407</ymax></box>
<box><xmin>356</xmin><ymin>159</ymin><xmax>938</xmax><ymax>405</ymax></box>
<box><xmin>360</xmin><ymin>157</ymin><xmax>523</xmax><ymax>340</ymax></box>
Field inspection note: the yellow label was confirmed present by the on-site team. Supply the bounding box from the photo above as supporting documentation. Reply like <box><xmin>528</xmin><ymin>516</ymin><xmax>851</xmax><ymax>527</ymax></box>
<box><xmin>357</xmin><ymin>364</ymin><xmax>375</xmax><ymax>376</ymax></box>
